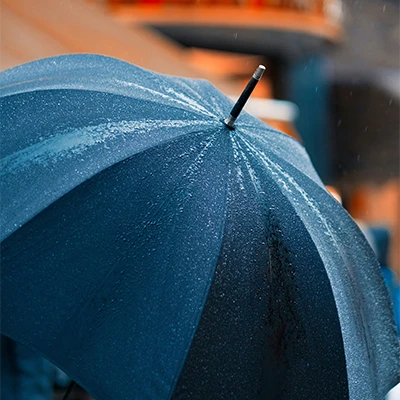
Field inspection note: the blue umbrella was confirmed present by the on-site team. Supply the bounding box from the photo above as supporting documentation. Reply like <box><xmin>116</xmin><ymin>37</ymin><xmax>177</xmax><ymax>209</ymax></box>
<box><xmin>1</xmin><ymin>55</ymin><xmax>399</xmax><ymax>400</ymax></box>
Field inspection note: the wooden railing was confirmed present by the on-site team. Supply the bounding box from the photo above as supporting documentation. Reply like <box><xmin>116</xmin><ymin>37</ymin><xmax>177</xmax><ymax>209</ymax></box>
<box><xmin>108</xmin><ymin>0</ymin><xmax>325</xmax><ymax>7</ymax></box>
<box><xmin>106</xmin><ymin>0</ymin><xmax>342</xmax><ymax>23</ymax></box>
<box><xmin>105</xmin><ymin>0</ymin><xmax>343</xmax><ymax>43</ymax></box>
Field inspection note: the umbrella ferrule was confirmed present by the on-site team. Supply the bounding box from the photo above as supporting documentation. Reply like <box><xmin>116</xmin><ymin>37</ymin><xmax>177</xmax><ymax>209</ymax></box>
<box><xmin>252</xmin><ymin>65</ymin><xmax>266</xmax><ymax>81</ymax></box>
<box><xmin>224</xmin><ymin>115</ymin><xmax>236</xmax><ymax>130</ymax></box>
<box><xmin>224</xmin><ymin>65</ymin><xmax>265</xmax><ymax>130</ymax></box>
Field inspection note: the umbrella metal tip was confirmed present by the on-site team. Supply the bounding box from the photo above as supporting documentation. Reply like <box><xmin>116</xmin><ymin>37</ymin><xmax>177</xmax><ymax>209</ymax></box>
<box><xmin>223</xmin><ymin>115</ymin><xmax>235</xmax><ymax>130</ymax></box>
<box><xmin>253</xmin><ymin>65</ymin><xmax>266</xmax><ymax>81</ymax></box>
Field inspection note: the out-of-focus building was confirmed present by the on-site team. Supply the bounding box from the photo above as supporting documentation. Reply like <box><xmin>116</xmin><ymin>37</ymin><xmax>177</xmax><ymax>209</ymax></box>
<box><xmin>330</xmin><ymin>0</ymin><xmax>400</xmax><ymax>279</ymax></box>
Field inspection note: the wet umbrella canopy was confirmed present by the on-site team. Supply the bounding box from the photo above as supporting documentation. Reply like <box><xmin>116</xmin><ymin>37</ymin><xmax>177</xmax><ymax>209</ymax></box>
<box><xmin>1</xmin><ymin>55</ymin><xmax>399</xmax><ymax>400</ymax></box>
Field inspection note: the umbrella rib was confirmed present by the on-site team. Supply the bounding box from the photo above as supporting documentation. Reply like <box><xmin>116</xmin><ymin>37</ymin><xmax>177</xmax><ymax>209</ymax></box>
<box><xmin>0</xmin><ymin>56</ymin><xmax>216</xmax><ymax>120</ymax></box>
<box><xmin>237</xmin><ymin>124</ymin><xmax>287</xmax><ymax>140</ymax></box>
<box><xmin>232</xmin><ymin>136</ymin><xmax>263</xmax><ymax>196</ymax></box>
<box><xmin>173</xmin><ymin>79</ymin><xmax>225</xmax><ymax>117</ymax></box>
<box><xmin>102</xmin><ymin>80</ymin><xmax>218</xmax><ymax>119</ymax></box>
<box><xmin>115</xmin><ymin>75</ymin><xmax>216</xmax><ymax>116</ymax></box>
<box><xmin>0</xmin><ymin>86</ymin><xmax>219</xmax><ymax>122</ymax></box>
<box><xmin>236</xmin><ymin>128</ymin><xmax>323</xmax><ymax>187</ymax></box>
<box><xmin>0</xmin><ymin>119</ymin><xmax>215</xmax><ymax>176</ymax></box>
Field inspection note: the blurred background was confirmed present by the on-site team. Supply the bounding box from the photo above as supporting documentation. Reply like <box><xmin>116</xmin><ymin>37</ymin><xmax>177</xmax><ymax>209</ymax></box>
<box><xmin>1</xmin><ymin>0</ymin><xmax>399</xmax><ymax>398</ymax></box>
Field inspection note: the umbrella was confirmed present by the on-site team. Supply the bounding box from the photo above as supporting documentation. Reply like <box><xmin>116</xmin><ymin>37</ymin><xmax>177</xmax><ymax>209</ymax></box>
<box><xmin>1</xmin><ymin>54</ymin><xmax>399</xmax><ymax>400</ymax></box>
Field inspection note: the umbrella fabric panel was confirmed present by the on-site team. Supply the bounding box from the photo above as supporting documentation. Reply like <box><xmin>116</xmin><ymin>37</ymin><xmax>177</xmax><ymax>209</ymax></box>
<box><xmin>173</xmin><ymin>136</ymin><xmax>348</xmax><ymax>399</ymax></box>
<box><xmin>235</xmin><ymin>132</ymin><xmax>400</xmax><ymax>399</ymax></box>
<box><xmin>1</xmin><ymin>129</ymin><xmax>231</xmax><ymax>399</ymax></box>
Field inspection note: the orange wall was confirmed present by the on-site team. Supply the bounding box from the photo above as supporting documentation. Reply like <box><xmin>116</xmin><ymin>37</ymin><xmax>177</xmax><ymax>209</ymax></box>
<box><xmin>349</xmin><ymin>179</ymin><xmax>400</xmax><ymax>281</ymax></box>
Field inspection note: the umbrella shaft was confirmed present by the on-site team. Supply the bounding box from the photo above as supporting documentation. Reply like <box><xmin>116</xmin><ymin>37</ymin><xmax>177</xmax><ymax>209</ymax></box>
<box><xmin>224</xmin><ymin>65</ymin><xmax>265</xmax><ymax>130</ymax></box>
